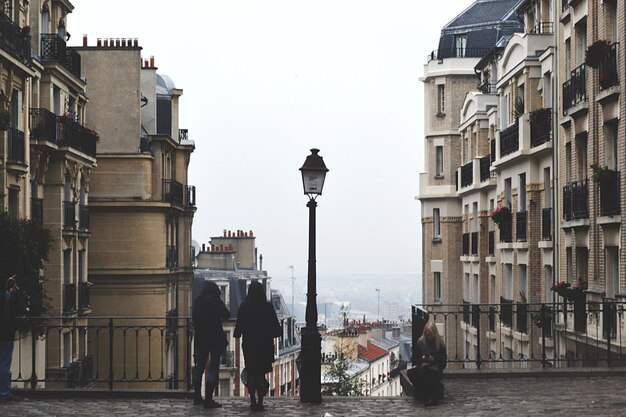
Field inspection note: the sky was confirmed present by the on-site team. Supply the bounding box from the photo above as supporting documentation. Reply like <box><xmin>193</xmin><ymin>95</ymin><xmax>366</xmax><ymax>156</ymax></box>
<box><xmin>68</xmin><ymin>1</ymin><xmax>474</xmax><ymax>293</ymax></box>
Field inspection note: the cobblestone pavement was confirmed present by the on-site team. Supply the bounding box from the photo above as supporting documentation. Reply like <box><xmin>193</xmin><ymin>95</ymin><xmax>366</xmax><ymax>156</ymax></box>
<box><xmin>2</xmin><ymin>376</ymin><xmax>626</xmax><ymax>417</ymax></box>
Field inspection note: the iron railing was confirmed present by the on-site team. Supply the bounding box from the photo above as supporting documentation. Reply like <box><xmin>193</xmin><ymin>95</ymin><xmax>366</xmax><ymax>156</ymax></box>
<box><xmin>461</xmin><ymin>161</ymin><xmax>473</xmax><ymax>188</ymax></box>
<box><xmin>563</xmin><ymin>180</ymin><xmax>589</xmax><ymax>220</ymax></box>
<box><xmin>499</xmin><ymin>123</ymin><xmax>519</xmax><ymax>157</ymax></box>
<box><xmin>499</xmin><ymin>215</ymin><xmax>513</xmax><ymax>243</ymax></box>
<box><xmin>30</xmin><ymin>108</ymin><xmax>59</xmax><ymax>141</ymax></box>
<box><xmin>0</xmin><ymin>11</ymin><xmax>32</xmax><ymax>65</ymax></box>
<box><xmin>599</xmin><ymin>170</ymin><xmax>620</xmax><ymax>216</ymax></box>
<box><xmin>478</xmin><ymin>81</ymin><xmax>496</xmax><ymax>94</ymax></box>
<box><xmin>427</xmin><ymin>47</ymin><xmax>492</xmax><ymax>61</ymax></box>
<box><xmin>530</xmin><ymin>109</ymin><xmax>552</xmax><ymax>147</ymax></box>
<box><xmin>562</xmin><ymin>64</ymin><xmax>586</xmax><ymax>114</ymax></box>
<box><xmin>10</xmin><ymin>317</ymin><xmax>196</xmax><ymax>390</ymax></box>
<box><xmin>542</xmin><ymin>207</ymin><xmax>552</xmax><ymax>240</ymax></box>
<box><xmin>530</xmin><ymin>22</ymin><xmax>554</xmax><ymax>34</ymax></box>
<box><xmin>8</xmin><ymin>127</ymin><xmax>25</xmax><ymax>163</ymax></box>
<box><xmin>185</xmin><ymin>185</ymin><xmax>196</xmax><ymax>208</ymax></box>
<box><xmin>162</xmin><ymin>179</ymin><xmax>184</xmax><ymax>205</ymax></box>
<box><xmin>178</xmin><ymin>129</ymin><xmax>188</xmax><ymax>142</ymax></box>
<box><xmin>479</xmin><ymin>155</ymin><xmax>491</xmax><ymax>182</ymax></box>
<box><xmin>31</xmin><ymin>198</ymin><xmax>43</xmax><ymax>225</ymax></box>
<box><xmin>40</xmin><ymin>34</ymin><xmax>81</xmax><ymax>79</ymax></box>
<box><xmin>414</xmin><ymin>299</ymin><xmax>626</xmax><ymax>368</ymax></box>
<box><xmin>598</xmin><ymin>43</ymin><xmax>618</xmax><ymax>91</ymax></box>
<box><xmin>57</xmin><ymin>116</ymin><xmax>98</xmax><ymax>158</ymax></box>
<box><xmin>516</xmin><ymin>211</ymin><xmax>527</xmax><ymax>242</ymax></box>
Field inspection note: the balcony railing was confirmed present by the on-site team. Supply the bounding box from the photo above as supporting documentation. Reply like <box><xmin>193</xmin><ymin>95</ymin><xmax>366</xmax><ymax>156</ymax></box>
<box><xmin>40</xmin><ymin>34</ymin><xmax>81</xmax><ymax>79</ymax></box>
<box><xmin>178</xmin><ymin>129</ymin><xmax>188</xmax><ymax>142</ymax></box>
<box><xmin>499</xmin><ymin>123</ymin><xmax>519</xmax><ymax>157</ymax></box>
<box><xmin>499</xmin><ymin>216</ymin><xmax>513</xmax><ymax>243</ymax></box>
<box><xmin>598</xmin><ymin>43</ymin><xmax>618</xmax><ymax>91</ymax></box>
<box><xmin>603</xmin><ymin>298</ymin><xmax>617</xmax><ymax>339</ymax></box>
<box><xmin>63</xmin><ymin>201</ymin><xmax>76</xmax><ymax>229</ymax></box>
<box><xmin>166</xmin><ymin>245</ymin><xmax>179</xmax><ymax>268</ymax></box>
<box><xmin>460</xmin><ymin>161</ymin><xmax>473</xmax><ymax>188</ymax></box>
<box><xmin>563</xmin><ymin>180</ymin><xmax>589</xmax><ymax>220</ymax></box>
<box><xmin>488</xmin><ymin>230</ymin><xmax>495</xmax><ymax>256</ymax></box>
<box><xmin>516</xmin><ymin>211</ymin><xmax>527</xmax><ymax>242</ymax></box>
<box><xmin>530</xmin><ymin>22</ymin><xmax>554</xmax><ymax>34</ymax></box>
<box><xmin>185</xmin><ymin>185</ymin><xmax>196</xmax><ymax>207</ymax></box>
<box><xmin>30</xmin><ymin>108</ymin><xmax>59</xmax><ymax>142</ymax></box>
<box><xmin>478</xmin><ymin>81</ymin><xmax>496</xmax><ymax>94</ymax></box>
<box><xmin>427</xmin><ymin>47</ymin><xmax>492</xmax><ymax>61</ymax></box>
<box><xmin>562</xmin><ymin>64</ymin><xmax>586</xmax><ymax>114</ymax></box>
<box><xmin>530</xmin><ymin>109</ymin><xmax>552</xmax><ymax>147</ymax></box>
<box><xmin>79</xmin><ymin>204</ymin><xmax>90</xmax><ymax>230</ymax></box>
<box><xmin>7</xmin><ymin>127</ymin><xmax>25</xmax><ymax>163</ymax></box>
<box><xmin>471</xmin><ymin>232</ymin><xmax>478</xmax><ymax>256</ymax></box>
<box><xmin>57</xmin><ymin>116</ymin><xmax>98</xmax><ymax>158</ymax></box>
<box><xmin>79</xmin><ymin>282</ymin><xmax>91</xmax><ymax>310</ymax></box>
<box><xmin>220</xmin><ymin>350</ymin><xmax>235</xmax><ymax>368</ymax></box>
<box><xmin>462</xmin><ymin>300</ymin><xmax>470</xmax><ymax>324</ymax></box>
<box><xmin>471</xmin><ymin>304</ymin><xmax>480</xmax><ymax>329</ymax></box>
<box><xmin>599</xmin><ymin>170</ymin><xmax>620</xmax><ymax>216</ymax></box>
<box><xmin>479</xmin><ymin>155</ymin><xmax>491</xmax><ymax>182</ymax></box>
<box><xmin>0</xmin><ymin>12</ymin><xmax>32</xmax><ymax>65</ymax></box>
<box><xmin>166</xmin><ymin>309</ymin><xmax>178</xmax><ymax>340</ymax></box>
<box><xmin>516</xmin><ymin>302</ymin><xmax>528</xmax><ymax>334</ymax></box>
<box><xmin>31</xmin><ymin>198</ymin><xmax>43</xmax><ymax>225</ymax></box>
<box><xmin>542</xmin><ymin>207</ymin><xmax>552</xmax><ymax>240</ymax></box>
<box><xmin>462</xmin><ymin>233</ymin><xmax>470</xmax><ymax>255</ymax></box>
<box><xmin>63</xmin><ymin>283</ymin><xmax>77</xmax><ymax>313</ymax></box>
<box><xmin>163</xmin><ymin>179</ymin><xmax>184</xmax><ymax>205</ymax></box>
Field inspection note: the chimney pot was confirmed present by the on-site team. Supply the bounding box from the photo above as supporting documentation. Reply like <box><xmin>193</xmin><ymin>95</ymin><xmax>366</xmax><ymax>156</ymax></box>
<box><xmin>134</xmin><ymin>38</ymin><xmax>139</xmax><ymax>47</ymax></box>
<box><xmin>250</xmin><ymin>230</ymin><xmax>254</xmax><ymax>237</ymax></box>
<box><xmin>223</xmin><ymin>229</ymin><xmax>227</xmax><ymax>237</ymax></box>
<box><xmin>103</xmin><ymin>39</ymin><xmax>108</xmax><ymax>47</ymax></box>
<box><xmin>97</xmin><ymin>38</ymin><xmax>101</xmax><ymax>47</ymax></box>
<box><xmin>150</xmin><ymin>55</ymin><xmax>155</xmax><ymax>67</ymax></box>
<box><xmin>202</xmin><ymin>243</ymin><xmax>206</xmax><ymax>252</ymax></box>
<box><xmin>83</xmin><ymin>34</ymin><xmax>88</xmax><ymax>47</ymax></box>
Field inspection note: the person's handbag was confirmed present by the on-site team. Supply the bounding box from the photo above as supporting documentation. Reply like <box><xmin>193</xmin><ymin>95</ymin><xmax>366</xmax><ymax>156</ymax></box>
<box><xmin>240</xmin><ymin>367</ymin><xmax>248</xmax><ymax>386</ymax></box>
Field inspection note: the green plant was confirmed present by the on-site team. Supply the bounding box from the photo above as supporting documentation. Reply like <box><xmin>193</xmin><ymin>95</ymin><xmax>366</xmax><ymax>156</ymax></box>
<box><xmin>512</xmin><ymin>96</ymin><xmax>525</xmax><ymax>120</ymax></box>
<box><xmin>590</xmin><ymin>163</ymin><xmax>616</xmax><ymax>182</ymax></box>
<box><xmin>585</xmin><ymin>40</ymin><xmax>610</xmax><ymax>68</ymax></box>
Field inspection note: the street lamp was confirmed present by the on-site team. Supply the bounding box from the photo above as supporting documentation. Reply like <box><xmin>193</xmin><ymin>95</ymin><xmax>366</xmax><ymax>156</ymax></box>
<box><xmin>299</xmin><ymin>148</ymin><xmax>328</xmax><ymax>404</ymax></box>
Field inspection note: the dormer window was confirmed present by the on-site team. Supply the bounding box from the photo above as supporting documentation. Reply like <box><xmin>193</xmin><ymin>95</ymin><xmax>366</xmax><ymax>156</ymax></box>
<box><xmin>455</xmin><ymin>34</ymin><xmax>467</xmax><ymax>57</ymax></box>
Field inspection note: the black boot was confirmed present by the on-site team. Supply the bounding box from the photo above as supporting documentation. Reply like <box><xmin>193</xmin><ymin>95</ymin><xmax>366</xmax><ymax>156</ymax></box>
<box><xmin>193</xmin><ymin>378</ymin><xmax>203</xmax><ymax>405</ymax></box>
<box><xmin>249</xmin><ymin>393</ymin><xmax>257</xmax><ymax>411</ymax></box>
<box><xmin>256</xmin><ymin>394</ymin><xmax>264</xmax><ymax>411</ymax></box>
<box><xmin>204</xmin><ymin>383</ymin><xmax>222</xmax><ymax>409</ymax></box>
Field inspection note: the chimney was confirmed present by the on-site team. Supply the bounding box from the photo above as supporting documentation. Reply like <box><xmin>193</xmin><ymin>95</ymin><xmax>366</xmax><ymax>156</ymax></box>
<box><xmin>133</xmin><ymin>38</ymin><xmax>139</xmax><ymax>47</ymax></box>
<box><xmin>249</xmin><ymin>230</ymin><xmax>254</xmax><ymax>237</ymax></box>
<box><xmin>97</xmin><ymin>38</ymin><xmax>101</xmax><ymax>47</ymax></box>
<box><xmin>392</xmin><ymin>327</ymin><xmax>401</xmax><ymax>339</ymax></box>
<box><xmin>83</xmin><ymin>34</ymin><xmax>88</xmax><ymax>47</ymax></box>
<box><xmin>103</xmin><ymin>39</ymin><xmax>108</xmax><ymax>47</ymax></box>
<box><xmin>150</xmin><ymin>55</ymin><xmax>155</xmax><ymax>67</ymax></box>
<box><xmin>202</xmin><ymin>243</ymin><xmax>206</xmax><ymax>252</ymax></box>
<box><xmin>223</xmin><ymin>229</ymin><xmax>227</xmax><ymax>237</ymax></box>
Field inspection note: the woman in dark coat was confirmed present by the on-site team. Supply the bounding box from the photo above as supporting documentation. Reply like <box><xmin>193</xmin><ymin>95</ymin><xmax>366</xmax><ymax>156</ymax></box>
<box><xmin>193</xmin><ymin>281</ymin><xmax>230</xmax><ymax>409</ymax></box>
<box><xmin>409</xmin><ymin>321</ymin><xmax>447</xmax><ymax>406</ymax></box>
<box><xmin>234</xmin><ymin>281</ymin><xmax>281</xmax><ymax>411</ymax></box>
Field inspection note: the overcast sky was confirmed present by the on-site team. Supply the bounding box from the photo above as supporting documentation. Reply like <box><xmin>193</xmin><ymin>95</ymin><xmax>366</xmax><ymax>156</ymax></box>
<box><xmin>69</xmin><ymin>1</ymin><xmax>473</xmax><ymax>286</ymax></box>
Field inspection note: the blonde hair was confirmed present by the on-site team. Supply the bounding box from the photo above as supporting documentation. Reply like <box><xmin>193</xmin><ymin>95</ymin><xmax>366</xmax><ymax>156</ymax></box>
<box><xmin>420</xmin><ymin>321</ymin><xmax>444</xmax><ymax>351</ymax></box>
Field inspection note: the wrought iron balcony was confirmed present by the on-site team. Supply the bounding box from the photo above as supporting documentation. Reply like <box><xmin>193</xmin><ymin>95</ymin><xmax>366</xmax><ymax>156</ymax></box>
<box><xmin>499</xmin><ymin>216</ymin><xmax>513</xmax><ymax>243</ymax></box>
<box><xmin>471</xmin><ymin>232</ymin><xmax>478</xmax><ymax>256</ymax></box>
<box><xmin>599</xmin><ymin>170</ymin><xmax>620</xmax><ymax>216</ymax></box>
<box><xmin>63</xmin><ymin>201</ymin><xmax>76</xmax><ymax>229</ymax></box>
<box><xmin>563</xmin><ymin>180</ymin><xmax>589</xmax><ymax>220</ymax></box>
<box><xmin>30</xmin><ymin>108</ymin><xmax>59</xmax><ymax>142</ymax></box>
<box><xmin>530</xmin><ymin>109</ymin><xmax>552</xmax><ymax>147</ymax></box>
<box><xmin>462</xmin><ymin>300</ymin><xmax>470</xmax><ymax>323</ymax></box>
<box><xmin>479</xmin><ymin>155</ymin><xmax>491</xmax><ymax>182</ymax></box>
<box><xmin>163</xmin><ymin>179</ymin><xmax>184</xmax><ymax>205</ymax></box>
<box><xmin>462</xmin><ymin>233</ymin><xmax>470</xmax><ymax>255</ymax></box>
<box><xmin>40</xmin><ymin>34</ymin><xmax>81</xmax><ymax>79</ymax></box>
<box><xmin>185</xmin><ymin>185</ymin><xmax>196</xmax><ymax>207</ymax></box>
<box><xmin>562</xmin><ymin>64</ymin><xmax>586</xmax><ymax>114</ymax></box>
<box><xmin>488</xmin><ymin>305</ymin><xmax>496</xmax><ymax>332</ymax></box>
<box><xmin>178</xmin><ymin>129</ymin><xmax>188</xmax><ymax>142</ymax></box>
<box><xmin>516</xmin><ymin>302</ymin><xmax>528</xmax><ymax>334</ymax></box>
<box><xmin>530</xmin><ymin>22</ymin><xmax>553</xmax><ymax>34</ymax></box>
<box><xmin>516</xmin><ymin>211</ymin><xmax>527</xmax><ymax>242</ymax></box>
<box><xmin>542</xmin><ymin>207</ymin><xmax>552</xmax><ymax>240</ymax></box>
<box><xmin>500</xmin><ymin>297</ymin><xmax>513</xmax><ymax>327</ymax></box>
<box><xmin>488</xmin><ymin>231</ymin><xmax>495</xmax><ymax>255</ymax></box>
<box><xmin>598</xmin><ymin>43</ymin><xmax>618</xmax><ymax>91</ymax></box>
<box><xmin>478</xmin><ymin>81</ymin><xmax>496</xmax><ymax>94</ymax></box>
<box><xmin>166</xmin><ymin>308</ymin><xmax>178</xmax><ymax>340</ymax></box>
<box><xmin>79</xmin><ymin>204</ymin><xmax>89</xmax><ymax>230</ymax></box>
<box><xmin>57</xmin><ymin>116</ymin><xmax>98</xmax><ymax>158</ymax></box>
<box><xmin>31</xmin><ymin>198</ymin><xmax>43</xmax><ymax>225</ymax></box>
<box><xmin>499</xmin><ymin>123</ymin><xmax>519</xmax><ymax>157</ymax></box>
<box><xmin>603</xmin><ymin>298</ymin><xmax>617</xmax><ymax>339</ymax></box>
<box><xmin>461</xmin><ymin>161</ymin><xmax>473</xmax><ymax>188</ymax></box>
<box><xmin>63</xmin><ymin>283</ymin><xmax>77</xmax><ymax>313</ymax></box>
<box><xmin>427</xmin><ymin>47</ymin><xmax>492</xmax><ymax>61</ymax></box>
<box><xmin>7</xmin><ymin>127</ymin><xmax>25</xmax><ymax>163</ymax></box>
<box><xmin>79</xmin><ymin>282</ymin><xmax>91</xmax><ymax>310</ymax></box>
<box><xmin>471</xmin><ymin>304</ymin><xmax>480</xmax><ymax>329</ymax></box>
<box><xmin>0</xmin><ymin>12</ymin><xmax>32</xmax><ymax>65</ymax></box>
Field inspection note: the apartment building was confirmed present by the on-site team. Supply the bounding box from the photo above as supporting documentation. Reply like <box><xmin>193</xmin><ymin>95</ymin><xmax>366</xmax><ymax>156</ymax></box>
<box><xmin>418</xmin><ymin>0</ymin><xmax>524</xmax><ymax>363</ymax></box>
<box><xmin>194</xmin><ymin>230</ymin><xmax>301</xmax><ymax>398</ymax></box>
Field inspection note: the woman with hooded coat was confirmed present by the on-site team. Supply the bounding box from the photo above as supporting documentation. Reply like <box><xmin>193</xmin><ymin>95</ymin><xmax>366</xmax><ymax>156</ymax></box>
<box><xmin>192</xmin><ymin>281</ymin><xmax>230</xmax><ymax>409</ymax></box>
<box><xmin>234</xmin><ymin>281</ymin><xmax>282</xmax><ymax>411</ymax></box>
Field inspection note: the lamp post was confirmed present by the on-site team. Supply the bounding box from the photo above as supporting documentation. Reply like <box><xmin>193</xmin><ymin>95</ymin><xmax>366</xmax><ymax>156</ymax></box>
<box><xmin>299</xmin><ymin>148</ymin><xmax>328</xmax><ymax>404</ymax></box>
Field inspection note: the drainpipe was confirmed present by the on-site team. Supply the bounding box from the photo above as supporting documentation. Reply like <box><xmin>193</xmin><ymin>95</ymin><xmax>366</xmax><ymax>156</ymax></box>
<box><xmin>551</xmin><ymin>0</ymin><xmax>560</xmax><ymax>367</ymax></box>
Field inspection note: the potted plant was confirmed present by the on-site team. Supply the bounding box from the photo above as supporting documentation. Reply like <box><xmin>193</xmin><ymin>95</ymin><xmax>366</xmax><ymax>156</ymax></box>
<box><xmin>565</xmin><ymin>280</ymin><xmax>588</xmax><ymax>302</ymax></box>
<box><xmin>551</xmin><ymin>281</ymin><xmax>570</xmax><ymax>298</ymax></box>
<box><xmin>590</xmin><ymin>163</ymin><xmax>616</xmax><ymax>183</ymax></box>
<box><xmin>490</xmin><ymin>206</ymin><xmax>511</xmax><ymax>226</ymax></box>
<box><xmin>585</xmin><ymin>40</ymin><xmax>610</xmax><ymax>68</ymax></box>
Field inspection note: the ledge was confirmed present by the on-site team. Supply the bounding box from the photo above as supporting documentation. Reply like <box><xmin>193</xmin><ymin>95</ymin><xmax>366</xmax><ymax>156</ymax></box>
<box><xmin>561</xmin><ymin>218</ymin><xmax>590</xmax><ymax>228</ymax></box>
<box><xmin>597</xmin><ymin>85</ymin><xmax>620</xmax><ymax>104</ymax></box>
<box><xmin>538</xmin><ymin>240</ymin><xmax>553</xmax><ymax>249</ymax></box>
<box><xmin>597</xmin><ymin>214</ymin><xmax>621</xmax><ymax>225</ymax></box>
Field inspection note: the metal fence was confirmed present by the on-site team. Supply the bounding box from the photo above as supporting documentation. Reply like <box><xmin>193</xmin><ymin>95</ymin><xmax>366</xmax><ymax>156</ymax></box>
<box><xmin>11</xmin><ymin>317</ymin><xmax>195</xmax><ymax>391</ymax></box>
<box><xmin>413</xmin><ymin>300</ymin><xmax>625</xmax><ymax>369</ymax></box>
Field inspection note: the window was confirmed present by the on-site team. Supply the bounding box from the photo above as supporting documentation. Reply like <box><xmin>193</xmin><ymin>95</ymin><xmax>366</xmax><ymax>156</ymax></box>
<box><xmin>545</xmin><ymin>266</ymin><xmax>553</xmax><ymax>303</ymax></box>
<box><xmin>490</xmin><ymin>275</ymin><xmax>496</xmax><ymax>304</ymax></box>
<box><xmin>433</xmin><ymin>208</ymin><xmax>441</xmax><ymax>241</ymax></box>
<box><xmin>8</xmin><ymin>189</ymin><xmax>18</xmax><ymax>218</ymax></box>
<box><xmin>433</xmin><ymin>272</ymin><xmax>441</xmax><ymax>303</ymax></box>
<box><xmin>565</xmin><ymin>39</ymin><xmax>571</xmax><ymax>74</ymax></box>
<box><xmin>604</xmin><ymin>122</ymin><xmax>617</xmax><ymax>170</ymax></box>
<box><xmin>455</xmin><ymin>34</ymin><xmax>467</xmax><ymax>57</ymax></box>
<box><xmin>576</xmin><ymin>135</ymin><xmax>587</xmax><ymax>180</ymax></box>
<box><xmin>566</xmin><ymin>247</ymin><xmax>572</xmax><ymax>282</ymax></box>
<box><xmin>472</xmin><ymin>202</ymin><xmax>478</xmax><ymax>232</ymax></box>
<box><xmin>576</xmin><ymin>247</ymin><xmax>588</xmax><ymax>283</ymax></box>
<box><xmin>519</xmin><ymin>265</ymin><xmax>527</xmax><ymax>300</ymax></box>
<box><xmin>63</xmin><ymin>249</ymin><xmax>72</xmax><ymax>285</ymax></box>
<box><xmin>605</xmin><ymin>246</ymin><xmax>619</xmax><ymax>298</ymax></box>
<box><xmin>575</xmin><ymin>23</ymin><xmax>587</xmax><ymax>67</ymax></box>
<box><xmin>473</xmin><ymin>274</ymin><xmax>479</xmax><ymax>303</ymax></box>
<box><xmin>78</xmin><ymin>251</ymin><xmax>85</xmax><ymax>282</ymax></box>
<box><xmin>437</xmin><ymin>85</ymin><xmax>445</xmax><ymax>114</ymax></box>
<box><xmin>464</xmin><ymin>273</ymin><xmax>470</xmax><ymax>301</ymax></box>
<box><xmin>504</xmin><ymin>264</ymin><xmax>513</xmax><ymax>300</ymax></box>
<box><xmin>504</xmin><ymin>178</ymin><xmax>512</xmax><ymax>208</ymax></box>
<box><xmin>435</xmin><ymin>146</ymin><xmax>443</xmax><ymax>177</ymax></box>
<box><xmin>519</xmin><ymin>173</ymin><xmax>526</xmax><ymax>212</ymax></box>
<box><xmin>544</xmin><ymin>168</ymin><xmax>552</xmax><ymax>208</ymax></box>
